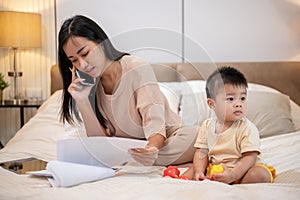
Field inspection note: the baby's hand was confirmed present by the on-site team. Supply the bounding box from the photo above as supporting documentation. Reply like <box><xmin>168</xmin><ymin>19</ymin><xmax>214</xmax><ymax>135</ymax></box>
<box><xmin>211</xmin><ymin>164</ymin><xmax>235</xmax><ymax>183</ymax></box>
<box><xmin>193</xmin><ymin>171</ymin><xmax>208</xmax><ymax>181</ymax></box>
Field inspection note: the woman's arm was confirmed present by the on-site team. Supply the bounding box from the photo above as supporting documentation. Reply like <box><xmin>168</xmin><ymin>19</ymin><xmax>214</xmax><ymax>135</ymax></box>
<box><xmin>128</xmin><ymin>133</ymin><xmax>163</xmax><ymax>166</ymax></box>
<box><xmin>75</xmin><ymin>97</ymin><xmax>108</xmax><ymax>137</ymax></box>
<box><xmin>68</xmin><ymin>68</ymin><xmax>107</xmax><ymax>137</ymax></box>
<box><xmin>147</xmin><ymin>133</ymin><xmax>165</xmax><ymax>149</ymax></box>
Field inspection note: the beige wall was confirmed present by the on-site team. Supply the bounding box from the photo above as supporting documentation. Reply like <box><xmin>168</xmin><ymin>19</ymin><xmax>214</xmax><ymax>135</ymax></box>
<box><xmin>56</xmin><ymin>0</ymin><xmax>300</xmax><ymax>62</ymax></box>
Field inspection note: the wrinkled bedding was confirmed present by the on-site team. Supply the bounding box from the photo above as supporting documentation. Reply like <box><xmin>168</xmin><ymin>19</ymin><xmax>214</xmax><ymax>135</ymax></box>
<box><xmin>0</xmin><ymin>131</ymin><xmax>300</xmax><ymax>200</ymax></box>
<box><xmin>1</xmin><ymin>81</ymin><xmax>300</xmax><ymax>200</ymax></box>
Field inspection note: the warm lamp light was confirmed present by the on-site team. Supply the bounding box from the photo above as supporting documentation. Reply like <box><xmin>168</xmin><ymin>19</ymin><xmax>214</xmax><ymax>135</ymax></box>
<box><xmin>0</xmin><ymin>11</ymin><xmax>41</xmax><ymax>104</ymax></box>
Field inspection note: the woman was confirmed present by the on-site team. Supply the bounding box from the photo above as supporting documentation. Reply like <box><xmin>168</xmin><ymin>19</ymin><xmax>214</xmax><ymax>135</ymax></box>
<box><xmin>58</xmin><ymin>15</ymin><xmax>198</xmax><ymax>166</ymax></box>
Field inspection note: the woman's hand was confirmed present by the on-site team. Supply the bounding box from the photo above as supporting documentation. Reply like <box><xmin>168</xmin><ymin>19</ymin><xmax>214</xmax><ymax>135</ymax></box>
<box><xmin>129</xmin><ymin>146</ymin><xmax>159</xmax><ymax>166</ymax></box>
<box><xmin>68</xmin><ymin>67</ymin><xmax>94</xmax><ymax>101</ymax></box>
<box><xmin>129</xmin><ymin>133</ymin><xmax>164</xmax><ymax>165</ymax></box>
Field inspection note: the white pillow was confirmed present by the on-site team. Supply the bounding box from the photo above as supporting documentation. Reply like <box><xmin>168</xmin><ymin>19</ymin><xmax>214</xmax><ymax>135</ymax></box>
<box><xmin>158</xmin><ymin>82</ymin><xmax>181</xmax><ymax>114</ymax></box>
<box><xmin>247</xmin><ymin>91</ymin><xmax>295</xmax><ymax>138</ymax></box>
<box><xmin>247</xmin><ymin>83</ymin><xmax>280</xmax><ymax>93</ymax></box>
<box><xmin>291</xmin><ymin>101</ymin><xmax>300</xmax><ymax>130</ymax></box>
<box><xmin>179</xmin><ymin>81</ymin><xmax>296</xmax><ymax>138</ymax></box>
<box><xmin>36</xmin><ymin>90</ymin><xmax>63</xmax><ymax>114</ymax></box>
<box><xmin>0</xmin><ymin>90</ymin><xmax>65</xmax><ymax>162</ymax></box>
<box><xmin>179</xmin><ymin>80</ymin><xmax>206</xmax><ymax>95</ymax></box>
<box><xmin>177</xmin><ymin>80</ymin><xmax>212</xmax><ymax>126</ymax></box>
<box><xmin>179</xmin><ymin>92</ymin><xmax>214</xmax><ymax>126</ymax></box>
<box><xmin>0</xmin><ymin>90</ymin><xmax>90</xmax><ymax>161</ymax></box>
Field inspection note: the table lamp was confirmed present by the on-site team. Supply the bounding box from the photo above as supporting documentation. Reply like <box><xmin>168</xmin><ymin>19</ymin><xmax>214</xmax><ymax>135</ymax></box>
<box><xmin>0</xmin><ymin>11</ymin><xmax>41</xmax><ymax>104</ymax></box>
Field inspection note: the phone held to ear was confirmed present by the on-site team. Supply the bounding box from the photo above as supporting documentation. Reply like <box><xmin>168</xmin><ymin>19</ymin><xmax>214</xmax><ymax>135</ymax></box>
<box><xmin>75</xmin><ymin>69</ymin><xmax>95</xmax><ymax>86</ymax></box>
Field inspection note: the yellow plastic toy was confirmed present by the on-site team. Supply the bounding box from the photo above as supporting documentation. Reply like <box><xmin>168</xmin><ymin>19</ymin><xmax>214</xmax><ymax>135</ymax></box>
<box><xmin>206</xmin><ymin>164</ymin><xmax>224</xmax><ymax>178</ymax></box>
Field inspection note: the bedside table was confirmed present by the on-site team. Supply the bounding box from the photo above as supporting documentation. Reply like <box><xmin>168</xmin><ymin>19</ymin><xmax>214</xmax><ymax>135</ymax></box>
<box><xmin>0</xmin><ymin>100</ymin><xmax>44</xmax><ymax>128</ymax></box>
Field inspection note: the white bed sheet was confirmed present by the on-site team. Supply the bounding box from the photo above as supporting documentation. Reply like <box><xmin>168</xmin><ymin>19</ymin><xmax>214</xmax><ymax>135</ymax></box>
<box><xmin>1</xmin><ymin>82</ymin><xmax>300</xmax><ymax>200</ymax></box>
<box><xmin>0</xmin><ymin>131</ymin><xmax>299</xmax><ymax>200</ymax></box>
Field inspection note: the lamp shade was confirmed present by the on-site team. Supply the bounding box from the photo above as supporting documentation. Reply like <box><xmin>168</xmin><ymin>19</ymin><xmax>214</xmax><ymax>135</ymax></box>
<box><xmin>0</xmin><ymin>11</ymin><xmax>41</xmax><ymax>48</ymax></box>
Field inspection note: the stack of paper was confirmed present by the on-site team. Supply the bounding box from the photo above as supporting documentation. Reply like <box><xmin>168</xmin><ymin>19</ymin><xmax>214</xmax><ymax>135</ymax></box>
<box><xmin>28</xmin><ymin>160</ymin><xmax>115</xmax><ymax>187</ymax></box>
<box><xmin>57</xmin><ymin>137</ymin><xmax>147</xmax><ymax>167</ymax></box>
<box><xmin>27</xmin><ymin>137</ymin><xmax>148</xmax><ymax>187</ymax></box>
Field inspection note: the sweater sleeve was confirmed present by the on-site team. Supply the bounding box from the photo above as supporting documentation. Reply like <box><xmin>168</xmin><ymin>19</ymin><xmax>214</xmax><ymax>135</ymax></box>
<box><xmin>121</xmin><ymin>56</ymin><xmax>180</xmax><ymax>139</ymax></box>
<box><xmin>135</xmin><ymin>83</ymin><xmax>167</xmax><ymax>139</ymax></box>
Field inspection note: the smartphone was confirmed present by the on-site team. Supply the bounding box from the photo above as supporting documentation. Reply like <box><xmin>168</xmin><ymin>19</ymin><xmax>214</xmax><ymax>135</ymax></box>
<box><xmin>0</xmin><ymin>157</ymin><xmax>47</xmax><ymax>174</ymax></box>
<box><xmin>75</xmin><ymin>69</ymin><xmax>95</xmax><ymax>86</ymax></box>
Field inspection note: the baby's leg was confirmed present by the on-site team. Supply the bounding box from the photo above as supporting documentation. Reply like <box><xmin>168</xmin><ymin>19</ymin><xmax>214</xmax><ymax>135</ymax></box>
<box><xmin>240</xmin><ymin>165</ymin><xmax>272</xmax><ymax>184</ymax></box>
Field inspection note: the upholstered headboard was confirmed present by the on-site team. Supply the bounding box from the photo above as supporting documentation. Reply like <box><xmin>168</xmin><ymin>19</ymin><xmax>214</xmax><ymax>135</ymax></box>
<box><xmin>51</xmin><ymin>62</ymin><xmax>300</xmax><ymax>105</ymax></box>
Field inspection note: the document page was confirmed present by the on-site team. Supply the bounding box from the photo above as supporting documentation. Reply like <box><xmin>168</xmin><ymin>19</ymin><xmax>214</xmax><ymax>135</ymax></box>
<box><xmin>57</xmin><ymin>137</ymin><xmax>147</xmax><ymax>167</ymax></box>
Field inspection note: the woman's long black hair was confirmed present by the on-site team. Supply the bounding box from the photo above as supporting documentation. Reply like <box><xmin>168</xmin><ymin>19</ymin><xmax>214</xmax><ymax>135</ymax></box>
<box><xmin>58</xmin><ymin>15</ymin><xmax>129</xmax><ymax>128</ymax></box>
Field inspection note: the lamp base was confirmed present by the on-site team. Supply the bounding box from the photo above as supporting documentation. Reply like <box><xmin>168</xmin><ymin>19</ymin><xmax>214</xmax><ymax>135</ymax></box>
<box><xmin>3</xmin><ymin>98</ymin><xmax>28</xmax><ymax>105</ymax></box>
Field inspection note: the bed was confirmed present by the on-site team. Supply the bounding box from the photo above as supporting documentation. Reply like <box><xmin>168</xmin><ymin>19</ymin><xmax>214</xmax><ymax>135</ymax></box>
<box><xmin>1</xmin><ymin>61</ymin><xmax>300</xmax><ymax>199</ymax></box>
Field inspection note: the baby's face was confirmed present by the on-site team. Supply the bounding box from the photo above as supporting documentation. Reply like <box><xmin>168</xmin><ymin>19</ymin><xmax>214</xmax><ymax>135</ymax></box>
<box><xmin>213</xmin><ymin>84</ymin><xmax>247</xmax><ymax>123</ymax></box>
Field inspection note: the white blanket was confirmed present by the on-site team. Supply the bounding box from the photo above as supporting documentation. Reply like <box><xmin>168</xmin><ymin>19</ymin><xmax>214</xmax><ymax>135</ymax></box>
<box><xmin>1</xmin><ymin>131</ymin><xmax>299</xmax><ymax>199</ymax></box>
<box><xmin>1</xmin><ymin>84</ymin><xmax>300</xmax><ymax>199</ymax></box>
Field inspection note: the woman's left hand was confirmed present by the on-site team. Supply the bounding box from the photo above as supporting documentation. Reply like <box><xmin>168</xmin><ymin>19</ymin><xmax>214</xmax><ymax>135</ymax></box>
<box><xmin>129</xmin><ymin>146</ymin><xmax>159</xmax><ymax>166</ymax></box>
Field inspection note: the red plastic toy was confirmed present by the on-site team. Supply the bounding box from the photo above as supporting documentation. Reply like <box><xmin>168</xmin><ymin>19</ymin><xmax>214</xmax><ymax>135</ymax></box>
<box><xmin>163</xmin><ymin>166</ymin><xmax>190</xmax><ymax>180</ymax></box>
<box><xmin>163</xmin><ymin>166</ymin><xmax>180</xmax><ymax>178</ymax></box>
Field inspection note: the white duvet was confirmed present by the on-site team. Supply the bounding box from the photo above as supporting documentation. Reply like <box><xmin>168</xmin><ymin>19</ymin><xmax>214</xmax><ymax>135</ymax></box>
<box><xmin>0</xmin><ymin>131</ymin><xmax>300</xmax><ymax>200</ymax></box>
<box><xmin>0</xmin><ymin>81</ymin><xmax>300</xmax><ymax>200</ymax></box>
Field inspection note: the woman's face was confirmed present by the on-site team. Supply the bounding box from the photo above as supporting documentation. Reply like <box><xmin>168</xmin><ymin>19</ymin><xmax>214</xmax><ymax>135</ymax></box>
<box><xmin>63</xmin><ymin>36</ymin><xmax>110</xmax><ymax>77</ymax></box>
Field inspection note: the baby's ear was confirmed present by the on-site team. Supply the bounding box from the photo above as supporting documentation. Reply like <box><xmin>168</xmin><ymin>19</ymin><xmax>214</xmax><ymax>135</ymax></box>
<box><xmin>207</xmin><ymin>98</ymin><xmax>215</xmax><ymax>109</ymax></box>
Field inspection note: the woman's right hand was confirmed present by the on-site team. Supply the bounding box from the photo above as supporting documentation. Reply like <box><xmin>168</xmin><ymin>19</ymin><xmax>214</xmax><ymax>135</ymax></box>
<box><xmin>129</xmin><ymin>146</ymin><xmax>159</xmax><ymax>166</ymax></box>
<box><xmin>68</xmin><ymin>67</ymin><xmax>94</xmax><ymax>101</ymax></box>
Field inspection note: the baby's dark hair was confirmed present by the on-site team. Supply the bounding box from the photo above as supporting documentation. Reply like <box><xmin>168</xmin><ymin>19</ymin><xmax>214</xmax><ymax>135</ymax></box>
<box><xmin>206</xmin><ymin>66</ymin><xmax>248</xmax><ymax>99</ymax></box>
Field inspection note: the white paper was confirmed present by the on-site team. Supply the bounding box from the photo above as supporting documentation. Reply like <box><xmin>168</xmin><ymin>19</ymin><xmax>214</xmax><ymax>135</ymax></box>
<box><xmin>27</xmin><ymin>160</ymin><xmax>115</xmax><ymax>187</ymax></box>
<box><xmin>26</xmin><ymin>170</ymin><xmax>53</xmax><ymax>178</ymax></box>
<box><xmin>57</xmin><ymin>137</ymin><xmax>147</xmax><ymax>167</ymax></box>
